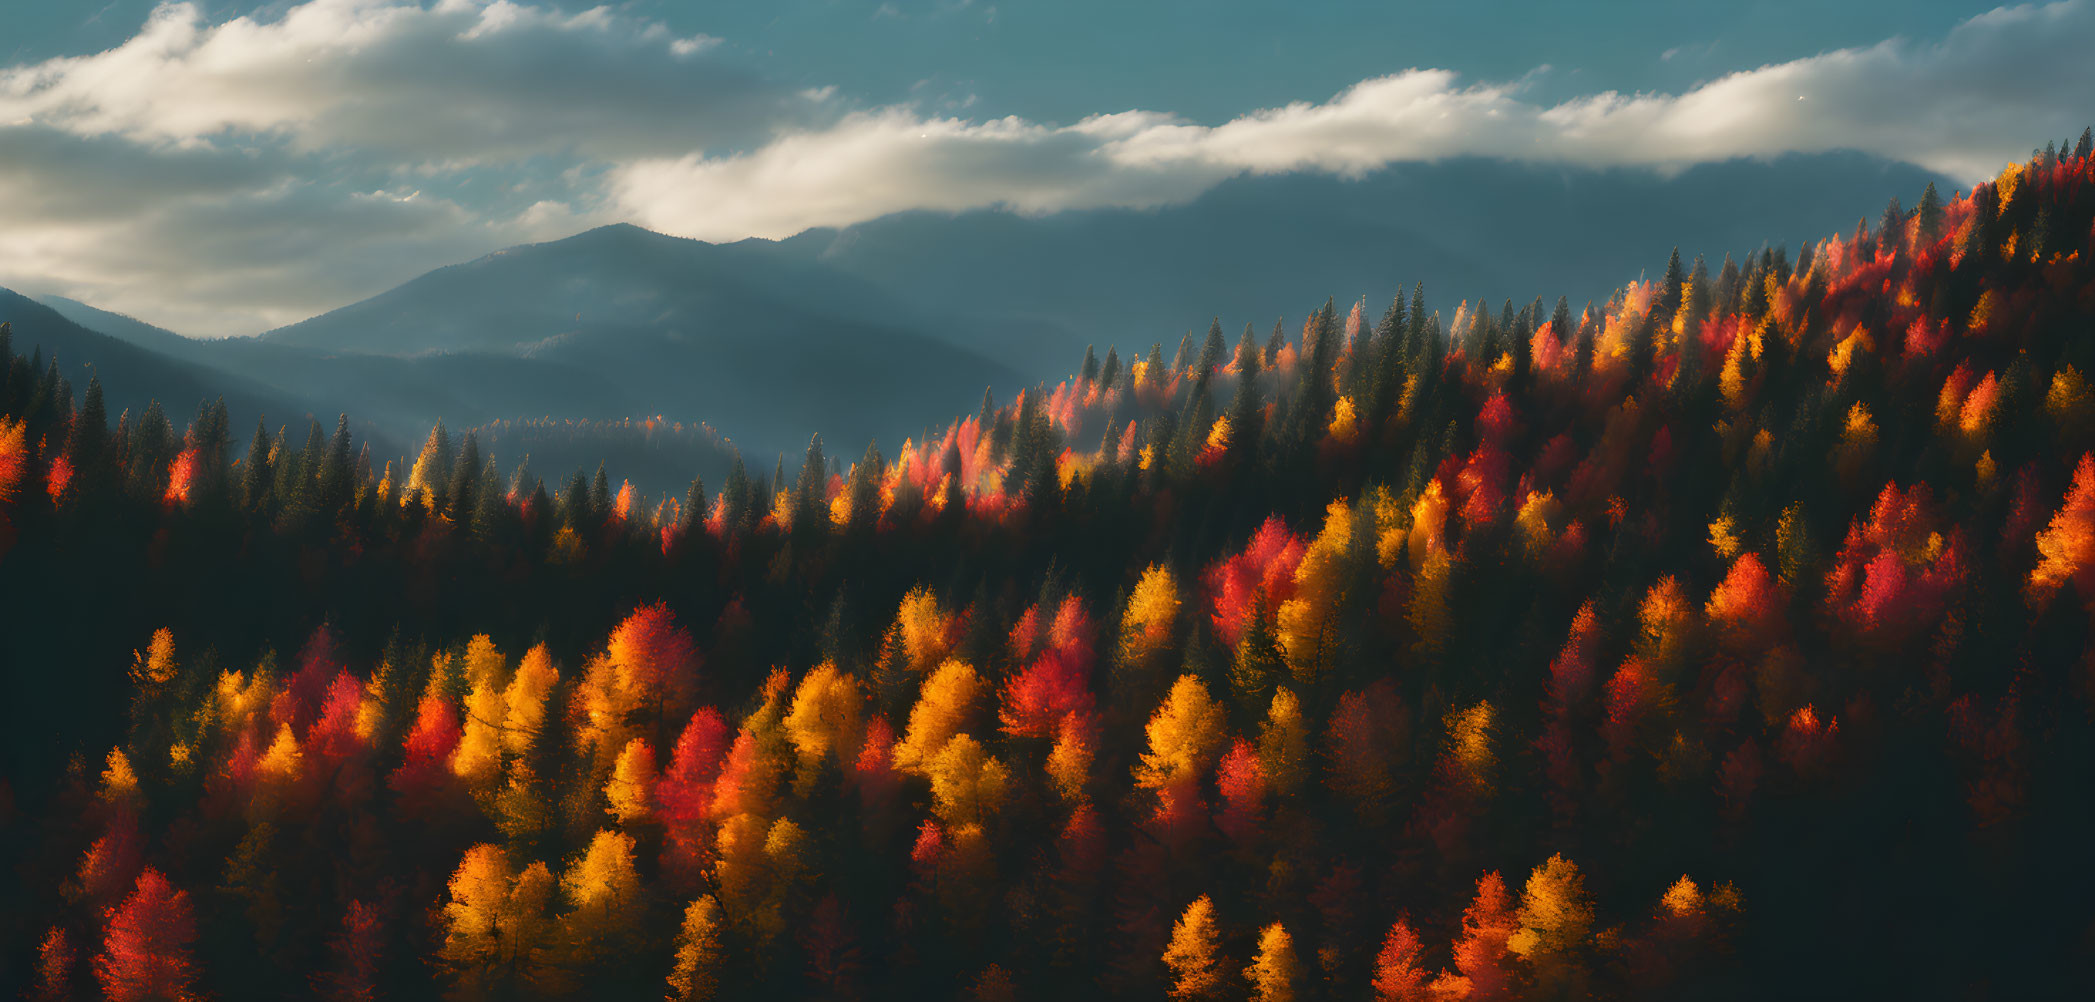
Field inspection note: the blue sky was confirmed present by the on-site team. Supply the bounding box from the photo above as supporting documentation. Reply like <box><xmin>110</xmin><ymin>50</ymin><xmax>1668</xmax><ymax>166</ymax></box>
<box><xmin>5</xmin><ymin>1</ymin><xmax>2001</xmax><ymax>121</ymax></box>
<box><xmin>0</xmin><ymin>1</ymin><xmax>2087</xmax><ymax>333</ymax></box>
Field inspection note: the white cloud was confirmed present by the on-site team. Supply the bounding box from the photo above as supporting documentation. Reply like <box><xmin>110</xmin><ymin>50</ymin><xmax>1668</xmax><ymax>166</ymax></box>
<box><xmin>0</xmin><ymin>0</ymin><xmax>2090</xmax><ymax>334</ymax></box>
<box><xmin>0</xmin><ymin>0</ymin><xmax>798</xmax><ymax>162</ymax></box>
<box><xmin>614</xmin><ymin>0</ymin><xmax>2095</xmax><ymax>240</ymax></box>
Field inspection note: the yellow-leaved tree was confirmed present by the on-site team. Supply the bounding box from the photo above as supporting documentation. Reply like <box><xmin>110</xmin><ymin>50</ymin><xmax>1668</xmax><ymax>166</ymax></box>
<box><xmin>437</xmin><ymin>844</ymin><xmax>555</xmax><ymax>1000</ymax></box>
<box><xmin>782</xmin><ymin>662</ymin><xmax>863</xmax><ymax>795</ymax></box>
<box><xmin>558</xmin><ymin>829</ymin><xmax>643</xmax><ymax>970</ymax></box>
<box><xmin>1257</xmin><ymin>688</ymin><xmax>1310</xmax><ymax>799</ymax></box>
<box><xmin>604</xmin><ymin>738</ymin><xmax>657</xmax><ymax>825</ymax></box>
<box><xmin>927</xmin><ymin>734</ymin><xmax>1008</xmax><ymax>827</ymax></box>
<box><xmin>1244</xmin><ymin>922</ymin><xmax>1298</xmax><ymax>1002</ymax></box>
<box><xmin>667</xmin><ymin>896</ymin><xmax>724</xmax><ymax>1002</ymax></box>
<box><xmin>1277</xmin><ymin>500</ymin><xmax>1354</xmax><ymax>684</ymax></box>
<box><xmin>1116</xmin><ymin>564</ymin><xmax>1182</xmax><ymax>695</ymax></box>
<box><xmin>1507</xmin><ymin>853</ymin><xmax>1595</xmax><ymax>994</ymax></box>
<box><xmin>1162</xmin><ymin>895</ymin><xmax>1225</xmax><ymax>1000</ymax></box>
<box><xmin>1135</xmin><ymin>675</ymin><xmax>1226</xmax><ymax>790</ymax></box>
<box><xmin>130</xmin><ymin>628</ymin><xmax>178</xmax><ymax>688</ymax></box>
<box><xmin>893</xmin><ymin>660</ymin><xmax>982</xmax><ymax>774</ymax></box>
<box><xmin>501</xmin><ymin>645</ymin><xmax>560</xmax><ymax>759</ymax></box>
<box><xmin>452</xmin><ymin>636</ymin><xmax>510</xmax><ymax>793</ymax></box>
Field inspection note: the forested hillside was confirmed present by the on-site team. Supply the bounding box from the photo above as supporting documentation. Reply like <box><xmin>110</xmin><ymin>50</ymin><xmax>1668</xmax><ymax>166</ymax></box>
<box><xmin>4</xmin><ymin>136</ymin><xmax>2094</xmax><ymax>1000</ymax></box>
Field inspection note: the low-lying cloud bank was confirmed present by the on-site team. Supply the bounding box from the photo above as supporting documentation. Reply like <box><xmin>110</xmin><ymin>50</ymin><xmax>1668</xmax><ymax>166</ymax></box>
<box><xmin>1</xmin><ymin>0</ymin><xmax>2090</xmax><ymax>334</ymax></box>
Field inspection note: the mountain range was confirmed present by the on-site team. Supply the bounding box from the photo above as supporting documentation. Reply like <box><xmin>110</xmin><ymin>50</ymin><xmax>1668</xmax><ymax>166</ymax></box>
<box><xmin>2</xmin><ymin>152</ymin><xmax>1946</xmax><ymax>494</ymax></box>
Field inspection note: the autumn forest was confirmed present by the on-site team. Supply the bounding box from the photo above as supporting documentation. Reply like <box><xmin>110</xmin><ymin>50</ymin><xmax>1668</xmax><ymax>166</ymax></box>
<box><xmin>5</xmin><ymin>139</ymin><xmax>2095</xmax><ymax>1000</ymax></box>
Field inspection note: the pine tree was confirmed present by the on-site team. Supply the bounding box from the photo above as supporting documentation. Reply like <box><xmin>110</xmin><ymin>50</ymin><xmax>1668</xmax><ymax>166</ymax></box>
<box><xmin>448</xmin><ymin>432</ymin><xmax>481</xmax><ymax>521</ymax></box>
<box><xmin>847</xmin><ymin>441</ymin><xmax>881</xmax><ymax>532</ymax></box>
<box><xmin>1659</xmin><ymin>247</ymin><xmax>1686</xmax><ymax>320</ymax></box>
<box><xmin>189</xmin><ymin>398</ymin><xmax>232</xmax><ymax>504</ymax></box>
<box><xmin>471</xmin><ymin>458</ymin><xmax>504</xmax><ymax>539</ymax></box>
<box><xmin>1879</xmin><ymin>197</ymin><xmax>1906</xmax><ymax>255</ymax></box>
<box><xmin>406</xmin><ymin>420</ymin><xmax>452</xmax><ymax>508</ymax></box>
<box><xmin>128</xmin><ymin>400</ymin><xmax>176</xmax><ymax>499</ymax></box>
<box><xmin>241</xmin><ymin>420</ymin><xmax>274</xmax><ymax>513</ymax></box>
<box><xmin>1229</xmin><ymin>325</ymin><xmax>1266</xmax><ymax>465</ymax></box>
<box><xmin>1916</xmin><ymin>182</ymin><xmax>1944</xmax><ymax>242</ymax></box>
<box><xmin>1368</xmin><ymin>295</ymin><xmax>1407</xmax><ymax>420</ymax></box>
<box><xmin>590</xmin><ymin>464</ymin><xmax>612</xmax><ymax>524</ymax></box>
<box><xmin>1292</xmin><ymin>300</ymin><xmax>1338</xmax><ymax>446</ymax></box>
<box><xmin>66</xmin><ymin>376</ymin><xmax>111</xmax><ymax>497</ymax></box>
<box><xmin>1100</xmin><ymin>347</ymin><xmax>1120</xmax><ymax>391</ymax></box>
<box><xmin>1200</xmin><ymin>320</ymin><xmax>1226</xmax><ymax>377</ymax></box>
<box><xmin>560</xmin><ymin>471</ymin><xmax>589</xmax><ymax>530</ymax></box>
<box><xmin>1081</xmin><ymin>345</ymin><xmax>1100</xmax><ymax>385</ymax></box>
<box><xmin>682</xmin><ymin>474</ymin><xmax>708</xmax><ymax>532</ymax></box>
<box><xmin>315</xmin><ymin>414</ymin><xmax>353</xmax><ymax>514</ymax></box>
<box><xmin>794</xmin><ymin>434</ymin><xmax>827</xmax><ymax>532</ymax></box>
<box><xmin>721</xmin><ymin>454</ymin><xmax>751</xmax><ymax>535</ymax></box>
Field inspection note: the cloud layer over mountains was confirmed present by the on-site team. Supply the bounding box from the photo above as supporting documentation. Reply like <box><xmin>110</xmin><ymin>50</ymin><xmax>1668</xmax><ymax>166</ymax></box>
<box><xmin>2</xmin><ymin>0</ymin><xmax>2090</xmax><ymax>334</ymax></box>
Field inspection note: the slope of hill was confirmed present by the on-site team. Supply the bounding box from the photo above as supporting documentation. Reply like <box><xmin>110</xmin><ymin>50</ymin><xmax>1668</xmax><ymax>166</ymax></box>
<box><xmin>12</xmin><ymin>153</ymin><xmax>1928</xmax><ymax>471</ymax></box>
<box><xmin>3</xmin><ymin>143</ymin><xmax>2090</xmax><ymax>1000</ymax></box>
<box><xmin>0</xmin><ymin>289</ymin><xmax>351</xmax><ymax>448</ymax></box>
<box><xmin>36</xmin><ymin>288</ymin><xmax>743</xmax><ymax>484</ymax></box>
<box><xmin>226</xmin><ymin>153</ymin><xmax>1946</xmax><ymax>435</ymax></box>
<box><xmin>259</xmin><ymin>223</ymin><xmax>1018</xmax><ymax>462</ymax></box>
<box><xmin>772</xmin><ymin>152</ymin><xmax>1949</xmax><ymax>375</ymax></box>
<box><xmin>36</xmin><ymin>295</ymin><xmax>207</xmax><ymax>360</ymax></box>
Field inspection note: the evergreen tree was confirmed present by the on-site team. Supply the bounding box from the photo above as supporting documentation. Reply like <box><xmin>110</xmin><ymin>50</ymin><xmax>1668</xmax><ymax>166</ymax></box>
<box><xmin>721</xmin><ymin>454</ymin><xmax>751</xmax><ymax>535</ymax></box>
<box><xmin>471</xmin><ymin>457</ymin><xmax>504</xmax><ymax>540</ymax></box>
<box><xmin>189</xmin><ymin>399</ymin><xmax>233</xmax><ymax>504</ymax></box>
<box><xmin>68</xmin><ymin>376</ymin><xmax>111</xmax><ymax>493</ymax></box>
<box><xmin>794</xmin><ymin>434</ymin><xmax>827</xmax><ymax>532</ymax></box>
<box><xmin>1100</xmin><ymin>347</ymin><xmax>1121</xmax><ymax>391</ymax></box>
<box><xmin>447</xmin><ymin>432</ymin><xmax>481</xmax><ymax>521</ymax></box>
<box><xmin>1293</xmin><ymin>299</ymin><xmax>1338</xmax><ymax>445</ymax></box>
<box><xmin>1658</xmin><ymin>246</ymin><xmax>1686</xmax><ymax>320</ymax></box>
<box><xmin>590</xmin><ymin>463</ymin><xmax>612</xmax><ymax>524</ymax></box>
<box><xmin>1404</xmin><ymin>285</ymin><xmax>1429</xmax><ymax>365</ymax></box>
<box><xmin>508</xmin><ymin>455</ymin><xmax>535</xmax><ymax>503</ymax></box>
<box><xmin>1229</xmin><ymin>324</ymin><xmax>1266</xmax><ymax>467</ymax></box>
<box><xmin>1265</xmin><ymin>319</ymin><xmax>1286</xmax><ymax>366</ymax></box>
<box><xmin>1916</xmin><ymin>182</ymin><xmax>1945</xmax><ymax>242</ymax></box>
<box><xmin>1009</xmin><ymin>390</ymin><xmax>1056</xmax><ymax>505</ymax></box>
<box><xmin>1199</xmin><ymin>320</ymin><xmax>1226</xmax><ymax>378</ymax></box>
<box><xmin>316</xmin><ymin>415</ymin><xmax>353</xmax><ymax>514</ymax></box>
<box><xmin>561</xmin><ymin>470</ymin><xmax>590</xmax><ymax>530</ymax></box>
<box><xmin>128</xmin><ymin>401</ymin><xmax>177</xmax><ymax>498</ymax></box>
<box><xmin>1173</xmin><ymin>332</ymin><xmax>1196</xmax><ymax>377</ymax></box>
<box><xmin>1081</xmin><ymin>346</ymin><xmax>1100</xmax><ymax>385</ymax></box>
<box><xmin>1368</xmin><ymin>296</ymin><xmax>1406</xmax><ymax>421</ymax></box>
<box><xmin>847</xmin><ymin>441</ymin><xmax>881</xmax><ymax>532</ymax></box>
<box><xmin>241</xmin><ymin>420</ymin><xmax>274</xmax><ymax>513</ymax></box>
<box><xmin>682</xmin><ymin>474</ymin><xmax>709</xmax><ymax>532</ymax></box>
<box><xmin>407</xmin><ymin>420</ymin><xmax>453</xmax><ymax>509</ymax></box>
